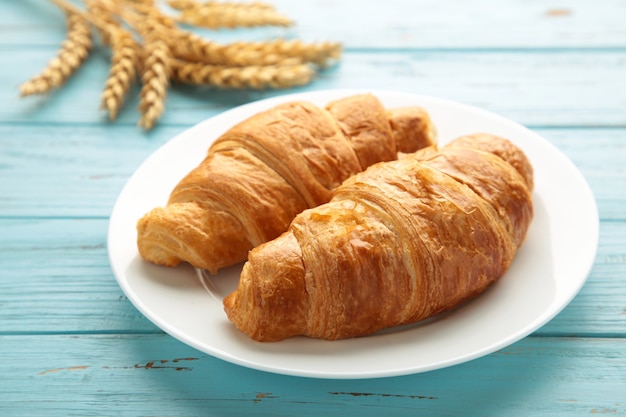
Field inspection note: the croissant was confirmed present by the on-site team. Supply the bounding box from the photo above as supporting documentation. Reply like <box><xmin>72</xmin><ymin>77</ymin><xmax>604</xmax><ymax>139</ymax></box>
<box><xmin>223</xmin><ymin>133</ymin><xmax>534</xmax><ymax>341</ymax></box>
<box><xmin>136</xmin><ymin>94</ymin><xmax>437</xmax><ymax>273</ymax></box>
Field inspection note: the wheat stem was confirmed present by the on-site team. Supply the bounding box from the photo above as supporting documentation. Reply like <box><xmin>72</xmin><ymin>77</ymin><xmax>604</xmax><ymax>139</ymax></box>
<box><xmin>85</xmin><ymin>0</ymin><xmax>122</xmax><ymax>45</ymax></box>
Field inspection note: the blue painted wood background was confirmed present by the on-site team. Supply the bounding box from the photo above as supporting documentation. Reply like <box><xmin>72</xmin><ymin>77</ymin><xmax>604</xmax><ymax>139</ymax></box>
<box><xmin>1</xmin><ymin>1</ymin><xmax>625</xmax><ymax>415</ymax></box>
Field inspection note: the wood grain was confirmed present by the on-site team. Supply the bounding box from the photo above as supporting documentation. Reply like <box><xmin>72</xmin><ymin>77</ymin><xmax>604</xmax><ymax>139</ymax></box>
<box><xmin>0</xmin><ymin>335</ymin><xmax>624</xmax><ymax>416</ymax></box>
<box><xmin>2</xmin><ymin>0</ymin><xmax>626</xmax><ymax>48</ymax></box>
<box><xmin>3</xmin><ymin>49</ymin><xmax>626</xmax><ymax>127</ymax></box>
<box><xmin>0</xmin><ymin>0</ymin><xmax>625</xmax><ymax>415</ymax></box>
<box><xmin>1</xmin><ymin>127</ymin><xmax>623</xmax><ymax>219</ymax></box>
<box><xmin>0</xmin><ymin>218</ymin><xmax>624</xmax><ymax>337</ymax></box>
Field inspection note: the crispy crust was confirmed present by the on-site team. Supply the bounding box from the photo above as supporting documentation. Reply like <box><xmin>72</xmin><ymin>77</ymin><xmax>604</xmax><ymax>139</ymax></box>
<box><xmin>223</xmin><ymin>134</ymin><xmax>534</xmax><ymax>341</ymax></box>
<box><xmin>136</xmin><ymin>94</ymin><xmax>437</xmax><ymax>273</ymax></box>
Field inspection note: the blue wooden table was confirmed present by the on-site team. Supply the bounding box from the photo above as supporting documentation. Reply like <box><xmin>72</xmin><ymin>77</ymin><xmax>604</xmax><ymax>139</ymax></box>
<box><xmin>1</xmin><ymin>1</ymin><xmax>625</xmax><ymax>415</ymax></box>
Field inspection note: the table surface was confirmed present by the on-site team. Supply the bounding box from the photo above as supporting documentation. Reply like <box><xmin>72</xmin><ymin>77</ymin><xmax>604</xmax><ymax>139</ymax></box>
<box><xmin>2</xmin><ymin>1</ymin><xmax>625</xmax><ymax>416</ymax></box>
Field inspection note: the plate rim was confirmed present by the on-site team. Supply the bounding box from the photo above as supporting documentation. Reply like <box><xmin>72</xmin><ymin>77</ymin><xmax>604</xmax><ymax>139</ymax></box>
<box><xmin>107</xmin><ymin>89</ymin><xmax>599</xmax><ymax>379</ymax></box>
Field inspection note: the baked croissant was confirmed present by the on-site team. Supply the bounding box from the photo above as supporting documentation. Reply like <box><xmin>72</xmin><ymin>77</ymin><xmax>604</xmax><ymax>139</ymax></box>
<box><xmin>136</xmin><ymin>94</ymin><xmax>437</xmax><ymax>273</ymax></box>
<box><xmin>223</xmin><ymin>133</ymin><xmax>534</xmax><ymax>341</ymax></box>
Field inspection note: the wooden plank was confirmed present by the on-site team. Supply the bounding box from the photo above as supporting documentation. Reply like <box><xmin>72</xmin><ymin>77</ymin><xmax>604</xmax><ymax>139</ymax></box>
<box><xmin>0</xmin><ymin>218</ymin><xmax>624</xmax><ymax>336</ymax></box>
<box><xmin>279</xmin><ymin>0</ymin><xmax>626</xmax><ymax>49</ymax></box>
<box><xmin>0</xmin><ymin>218</ymin><xmax>159</xmax><ymax>334</ymax></box>
<box><xmin>1</xmin><ymin>1</ymin><xmax>623</xmax><ymax>416</ymax></box>
<box><xmin>0</xmin><ymin>124</ymin><xmax>179</xmax><ymax>218</ymax></box>
<box><xmin>538</xmin><ymin>128</ymin><xmax>626</xmax><ymax>222</ymax></box>
<box><xmin>1</xmin><ymin>125</ymin><xmax>624</xmax><ymax>220</ymax></box>
<box><xmin>0</xmin><ymin>334</ymin><xmax>624</xmax><ymax>416</ymax></box>
<box><xmin>2</xmin><ymin>0</ymin><xmax>626</xmax><ymax>48</ymax></box>
<box><xmin>3</xmin><ymin>49</ymin><xmax>626</xmax><ymax>127</ymax></box>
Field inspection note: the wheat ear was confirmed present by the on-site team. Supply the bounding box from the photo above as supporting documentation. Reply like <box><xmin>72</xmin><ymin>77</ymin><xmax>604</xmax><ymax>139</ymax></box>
<box><xmin>264</xmin><ymin>39</ymin><xmax>342</xmax><ymax>68</ymax></box>
<box><xmin>126</xmin><ymin>1</ymin><xmax>178</xmax><ymax>29</ymax></box>
<box><xmin>166</xmin><ymin>0</ymin><xmax>194</xmax><ymax>9</ymax></box>
<box><xmin>83</xmin><ymin>0</ymin><xmax>140</xmax><ymax>120</ymax></box>
<box><xmin>138</xmin><ymin>38</ymin><xmax>172</xmax><ymax>130</ymax></box>
<box><xmin>176</xmin><ymin>2</ymin><xmax>293</xmax><ymax>29</ymax></box>
<box><xmin>171</xmin><ymin>60</ymin><xmax>314</xmax><ymax>89</ymax></box>
<box><xmin>166</xmin><ymin>31</ymin><xmax>340</xmax><ymax>67</ymax></box>
<box><xmin>101</xmin><ymin>29</ymin><xmax>140</xmax><ymax>121</ymax></box>
<box><xmin>20</xmin><ymin>12</ymin><xmax>92</xmax><ymax>96</ymax></box>
<box><xmin>123</xmin><ymin>0</ymin><xmax>156</xmax><ymax>6</ymax></box>
<box><xmin>167</xmin><ymin>0</ymin><xmax>277</xmax><ymax>11</ymax></box>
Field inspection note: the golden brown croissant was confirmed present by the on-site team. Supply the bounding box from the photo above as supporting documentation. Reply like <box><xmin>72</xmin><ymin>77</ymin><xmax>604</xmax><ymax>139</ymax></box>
<box><xmin>136</xmin><ymin>94</ymin><xmax>437</xmax><ymax>273</ymax></box>
<box><xmin>223</xmin><ymin>133</ymin><xmax>534</xmax><ymax>341</ymax></box>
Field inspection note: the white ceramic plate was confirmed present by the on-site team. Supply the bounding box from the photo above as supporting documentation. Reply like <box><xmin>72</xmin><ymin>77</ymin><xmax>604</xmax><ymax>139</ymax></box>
<box><xmin>108</xmin><ymin>89</ymin><xmax>599</xmax><ymax>379</ymax></box>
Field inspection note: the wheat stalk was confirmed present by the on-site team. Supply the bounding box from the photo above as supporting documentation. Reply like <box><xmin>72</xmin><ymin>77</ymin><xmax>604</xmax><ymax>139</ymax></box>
<box><xmin>166</xmin><ymin>32</ymin><xmax>293</xmax><ymax>66</ymax></box>
<box><xmin>176</xmin><ymin>2</ymin><xmax>293</xmax><ymax>29</ymax></box>
<box><xmin>123</xmin><ymin>0</ymin><xmax>156</xmax><ymax>5</ymax></box>
<box><xmin>167</xmin><ymin>0</ymin><xmax>277</xmax><ymax>11</ymax></box>
<box><xmin>166</xmin><ymin>31</ymin><xmax>340</xmax><ymax>67</ymax></box>
<box><xmin>21</xmin><ymin>0</ymin><xmax>342</xmax><ymax>130</ymax></box>
<box><xmin>85</xmin><ymin>0</ymin><xmax>120</xmax><ymax>45</ymax></box>
<box><xmin>126</xmin><ymin>1</ymin><xmax>178</xmax><ymax>29</ymax></box>
<box><xmin>20</xmin><ymin>12</ymin><xmax>92</xmax><ymax>96</ymax></box>
<box><xmin>166</xmin><ymin>0</ymin><xmax>196</xmax><ymax>9</ymax></box>
<box><xmin>138</xmin><ymin>38</ymin><xmax>172</xmax><ymax>130</ymax></box>
<box><xmin>171</xmin><ymin>59</ymin><xmax>314</xmax><ymax>89</ymax></box>
<box><xmin>101</xmin><ymin>29</ymin><xmax>140</xmax><ymax>120</ymax></box>
<box><xmin>264</xmin><ymin>39</ymin><xmax>342</xmax><ymax>68</ymax></box>
<box><xmin>83</xmin><ymin>0</ymin><xmax>140</xmax><ymax>120</ymax></box>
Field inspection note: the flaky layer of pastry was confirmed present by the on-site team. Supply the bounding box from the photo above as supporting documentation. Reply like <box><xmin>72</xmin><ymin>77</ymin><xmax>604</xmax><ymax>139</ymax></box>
<box><xmin>136</xmin><ymin>94</ymin><xmax>437</xmax><ymax>273</ymax></box>
<box><xmin>223</xmin><ymin>133</ymin><xmax>534</xmax><ymax>341</ymax></box>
